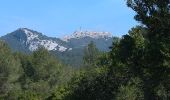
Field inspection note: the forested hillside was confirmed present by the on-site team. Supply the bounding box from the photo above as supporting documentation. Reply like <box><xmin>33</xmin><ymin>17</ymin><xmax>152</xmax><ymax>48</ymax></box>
<box><xmin>0</xmin><ymin>0</ymin><xmax>170</xmax><ymax>100</ymax></box>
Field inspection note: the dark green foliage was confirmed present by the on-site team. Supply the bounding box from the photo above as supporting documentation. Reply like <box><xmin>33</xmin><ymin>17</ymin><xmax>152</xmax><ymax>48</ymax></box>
<box><xmin>83</xmin><ymin>41</ymin><xmax>100</xmax><ymax>67</ymax></box>
<box><xmin>18</xmin><ymin>90</ymin><xmax>41</xmax><ymax>100</ymax></box>
<box><xmin>31</xmin><ymin>48</ymin><xmax>62</xmax><ymax>82</ymax></box>
<box><xmin>0</xmin><ymin>41</ymin><xmax>73</xmax><ymax>99</ymax></box>
<box><xmin>127</xmin><ymin>0</ymin><xmax>170</xmax><ymax>99</ymax></box>
<box><xmin>19</xmin><ymin>48</ymin><xmax>69</xmax><ymax>98</ymax></box>
<box><xmin>48</xmin><ymin>67</ymin><xmax>113</xmax><ymax>100</ymax></box>
<box><xmin>0</xmin><ymin>41</ymin><xmax>23</xmax><ymax>99</ymax></box>
<box><xmin>116</xmin><ymin>77</ymin><xmax>144</xmax><ymax>100</ymax></box>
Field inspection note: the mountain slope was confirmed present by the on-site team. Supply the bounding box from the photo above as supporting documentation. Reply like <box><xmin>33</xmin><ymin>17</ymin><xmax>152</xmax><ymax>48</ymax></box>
<box><xmin>63</xmin><ymin>30</ymin><xmax>113</xmax><ymax>51</ymax></box>
<box><xmin>1</xmin><ymin>28</ymin><xmax>69</xmax><ymax>53</ymax></box>
<box><xmin>0</xmin><ymin>28</ymin><xmax>116</xmax><ymax>66</ymax></box>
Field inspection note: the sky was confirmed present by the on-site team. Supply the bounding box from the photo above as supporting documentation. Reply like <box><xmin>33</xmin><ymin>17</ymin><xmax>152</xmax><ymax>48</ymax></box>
<box><xmin>0</xmin><ymin>0</ymin><xmax>138</xmax><ymax>38</ymax></box>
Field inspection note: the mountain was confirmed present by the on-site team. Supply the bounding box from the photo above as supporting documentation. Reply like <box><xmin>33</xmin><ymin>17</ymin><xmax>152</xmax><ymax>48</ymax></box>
<box><xmin>1</xmin><ymin>28</ymin><xmax>70</xmax><ymax>53</ymax></box>
<box><xmin>0</xmin><ymin>28</ymin><xmax>116</xmax><ymax>66</ymax></box>
<box><xmin>63</xmin><ymin>30</ymin><xmax>112</xmax><ymax>41</ymax></box>
<box><xmin>63</xmin><ymin>30</ymin><xmax>113</xmax><ymax>51</ymax></box>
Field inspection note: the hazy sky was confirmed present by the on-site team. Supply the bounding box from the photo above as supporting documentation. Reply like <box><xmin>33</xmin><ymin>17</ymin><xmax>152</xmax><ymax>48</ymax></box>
<box><xmin>0</xmin><ymin>0</ymin><xmax>138</xmax><ymax>37</ymax></box>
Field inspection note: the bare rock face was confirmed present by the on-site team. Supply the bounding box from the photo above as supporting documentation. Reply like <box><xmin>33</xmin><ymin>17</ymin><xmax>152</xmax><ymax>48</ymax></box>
<box><xmin>63</xmin><ymin>30</ymin><xmax>112</xmax><ymax>42</ymax></box>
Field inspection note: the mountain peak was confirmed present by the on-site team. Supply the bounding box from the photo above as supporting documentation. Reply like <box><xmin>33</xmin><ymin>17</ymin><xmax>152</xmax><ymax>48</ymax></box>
<box><xmin>3</xmin><ymin>28</ymin><xmax>69</xmax><ymax>52</ymax></box>
<box><xmin>63</xmin><ymin>30</ymin><xmax>112</xmax><ymax>41</ymax></box>
<box><xmin>18</xmin><ymin>27</ymin><xmax>30</xmax><ymax>31</ymax></box>
<box><xmin>11</xmin><ymin>28</ymin><xmax>41</xmax><ymax>39</ymax></box>
<box><xmin>16</xmin><ymin>28</ymin><xmax>33</xmax><ymax>33</ymax></box>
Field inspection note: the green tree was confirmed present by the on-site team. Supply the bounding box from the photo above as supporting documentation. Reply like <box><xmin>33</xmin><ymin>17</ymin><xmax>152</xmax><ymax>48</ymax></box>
<box><xmin>116</xmin><ymin>78</ymin><xmax>144</xmax><ymax>100</ymax></box>
<box><xmin>102</xmin><ymin>26</ymin><xmax>146</xmax><ymax>100</ymax></box>
<box><xmin>31</xmin><ymin>48</ymin><xmax>63</xmax><ymax>97</ymax></box>
<box><xmin>18</xmin><ymin>90</ymin><xmax>41</xmax><ymax>100</ymax></box>
<box><xmin>109</xmin><ymin>26</ymin><xmax>146</xmax><ymax>80</ymax></box>
<box><xmin>127</xmin><ymin>0</ymin><xmax>170</xmax><ymax>99</ymax></box>
<box><xmin>83</xmin><ymin>41</ymin><xmax>99</xmax><ymax>67</ymax></box>
<box><xmin>0</xmin><ymin>41</ymin><xmax>23</xmax><ymax>99</ymax></box>
<box><xmin>31</xmin><ymin>48</ymin><xmax>62</xmax><ymax>82</ymax></box>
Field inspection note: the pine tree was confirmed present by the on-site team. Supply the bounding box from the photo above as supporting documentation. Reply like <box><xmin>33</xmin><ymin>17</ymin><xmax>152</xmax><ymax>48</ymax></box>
<box><xmin>0</xmin><ymin>41</ymin><xmax>23</xmax><ymax>99</ymax></box>
<box><xmin>127</xmin><ymin>0</ymin><xmax>170</xmax><ymax>99</ymax></box>
<box><xmin>83</xmin><ymin>41</ymin><xmax>99</xmax><ymax>67</ymax></box>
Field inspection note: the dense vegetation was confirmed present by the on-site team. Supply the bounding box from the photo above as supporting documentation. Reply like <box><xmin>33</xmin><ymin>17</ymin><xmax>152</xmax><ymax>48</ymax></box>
<box><xmin>0</xmin><ymin>0</ymin><xmax>170</xmax><ymax>100</ymax></box>
<box><xmin>0</xmin><ymin>41</ymin><xmax>74</xmax><ymax>99</ymax></box>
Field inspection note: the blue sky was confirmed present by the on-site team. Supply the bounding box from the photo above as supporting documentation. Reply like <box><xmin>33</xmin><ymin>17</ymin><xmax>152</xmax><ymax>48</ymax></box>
<box><xmin>0</xmin><ymin>0</ymin><xmax>138</xmax><ymax>37</ymax></box>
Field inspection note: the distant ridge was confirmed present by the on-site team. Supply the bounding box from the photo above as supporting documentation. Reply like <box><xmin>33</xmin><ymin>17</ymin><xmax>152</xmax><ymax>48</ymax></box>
<box><xmin>0</xmin><ymin>28</ymin><xmax>116</xmax><ymax>66</ymax></box>
<box><xmin>63</xmin><ymin>30</ymin><xmax>112</xmax><ymax>42</ymax></box>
